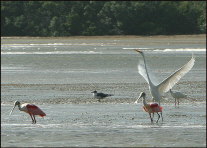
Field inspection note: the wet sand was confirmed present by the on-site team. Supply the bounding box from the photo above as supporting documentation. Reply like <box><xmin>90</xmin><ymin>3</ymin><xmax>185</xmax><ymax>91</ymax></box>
<box><xmin>1</xmin><ymin>81</ymin><xmax>206</xmax><ymax>147</ymax></box>
<box><xmin>1</xmin><ymin>103</ymin><xmax>206</xmax><ymax>147</ymax></box>
<box><xmin>1</xmin><ymin>35</ymin><xmax>206</xmax><ymax>147</ymax></box>
<box><xmin>1</xmin><ymin>81</ymin><xmax>206</xmax><ymax>105</ymax></box>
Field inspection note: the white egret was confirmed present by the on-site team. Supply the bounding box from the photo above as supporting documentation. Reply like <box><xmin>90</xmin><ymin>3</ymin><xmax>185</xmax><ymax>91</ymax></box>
<box><xmin>135</xmin><ymin>49</ymin><xmax>195</xmax><ymax>105</ymax></box>
<box><xmin>169</xmin><ymin>89</ymin><xmax>187</xmax><ymax>107</ymax></box>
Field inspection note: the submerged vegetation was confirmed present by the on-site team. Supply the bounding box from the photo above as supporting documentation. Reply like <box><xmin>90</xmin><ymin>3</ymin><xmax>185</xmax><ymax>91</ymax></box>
<box><xmin>1</xmin><ymin>1</ymin><xmax>206</xmax><ymax>36</ymax></box>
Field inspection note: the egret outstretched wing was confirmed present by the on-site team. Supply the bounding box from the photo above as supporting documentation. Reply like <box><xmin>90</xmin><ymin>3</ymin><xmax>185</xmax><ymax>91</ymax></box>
<box><xmin>157</xmin><ymin>56</ymin><xmax>195</xmax><ymax>94</ymax></box>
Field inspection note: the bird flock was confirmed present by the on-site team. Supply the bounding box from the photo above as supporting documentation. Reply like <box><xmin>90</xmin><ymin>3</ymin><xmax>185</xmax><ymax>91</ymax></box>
<box><xmin>9</xmin><ymin>49</ymin><xmax>195</xmax><ymax>124</ymax></box>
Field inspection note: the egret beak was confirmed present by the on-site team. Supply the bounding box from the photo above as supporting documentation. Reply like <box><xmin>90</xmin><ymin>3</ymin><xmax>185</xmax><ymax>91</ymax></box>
<box><xmin>9</xmin><ymin>104</ymin><xmax>16</xmax><ymax>115</ymax></box>
<box><xmin>134</xmin><ymin>49</ymin><xmax>142</xmax><ymax>53</ymax></box>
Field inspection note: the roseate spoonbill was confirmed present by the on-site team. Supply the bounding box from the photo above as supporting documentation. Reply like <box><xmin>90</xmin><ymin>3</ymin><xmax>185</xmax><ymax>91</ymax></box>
<box><xmin>91</xmin><ymin>90</ymin><xmax>113</xmax><ymax>102</ymax></box>
<box><xmin>9</xmin><ymin>101</ymin><xmax>46</xmax><ymax>124</ymax></box>
<box><xmin>169</xmin><ymin>89</ymin><xmax>187</xmax><ymax>107</ymax></box>
<box><xmin>135</xmin><ymin>92</ymin><xmax>163</xmax><ymax>123</ymax></box>
<box><xmin>134</xmin><ymin>49</ymin><xmax>195</xmax><ymax>105</ymax></box>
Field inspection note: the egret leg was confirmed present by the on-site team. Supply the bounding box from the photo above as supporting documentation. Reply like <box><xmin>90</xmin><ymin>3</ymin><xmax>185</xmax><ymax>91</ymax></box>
<box><xmin>175</xmin><ymin>98</ymin><xmax>176</xmax><ymax>107</ymax></box>
<box><xmin>156</xmin><ymin>112</ymin><xmax>160</xmax><ymax>123</ymax></box>
<box><xmin>33</xmin><ymin>115</ymin><xmax>36</xmax><ymax>124</ymax></box>
<box><xmin>149</xmin><ymin>113</ymin><xmax>153</xmax><ymax>123</ymax></box>
<box><xmin>29</xmin><ymin>113</ymin><xmax>34</xmax><ymax>124</ymax></box>
<box><xmin>178</xmin><ymin>99</ymin><xmax>180</xmax><ymax>106</ymax></box>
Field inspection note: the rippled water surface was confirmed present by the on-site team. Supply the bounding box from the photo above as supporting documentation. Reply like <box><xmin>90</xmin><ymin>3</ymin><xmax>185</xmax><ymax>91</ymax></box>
<box><xmin>1</xmin><ymin>35</ymin><xmax>206</xmax><ymax>147</ymax></box>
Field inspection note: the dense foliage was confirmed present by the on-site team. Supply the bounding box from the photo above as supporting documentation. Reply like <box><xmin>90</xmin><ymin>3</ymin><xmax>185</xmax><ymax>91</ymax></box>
<box><xmin>1</xmin><ymin>1</ymin><xmax>206</xmax><ymax>36</ymax></box>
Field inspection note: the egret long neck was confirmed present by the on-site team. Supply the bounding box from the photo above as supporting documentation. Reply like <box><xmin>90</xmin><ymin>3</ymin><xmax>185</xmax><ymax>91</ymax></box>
<box><xmin>142</xmin><ymin>53</ymin><xmax>153</xmax><ymax>85</ymax></box>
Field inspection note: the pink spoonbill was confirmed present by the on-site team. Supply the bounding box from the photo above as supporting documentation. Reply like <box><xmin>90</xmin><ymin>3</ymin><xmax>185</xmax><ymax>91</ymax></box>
<box><xmin>135</xmin><ymin>92</ymin><xmax>163</xmax><ymax>123</ymax></box>
<box><xmin>10</xmin><ymin>101</ymin><xmax>46</xmax><ymax>124</ymax></box>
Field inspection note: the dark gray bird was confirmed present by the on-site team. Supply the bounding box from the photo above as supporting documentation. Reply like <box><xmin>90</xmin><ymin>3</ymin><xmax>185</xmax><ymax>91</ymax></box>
<box><xmin>91</xmin><ymin>90</ymin><xmax>113</xmax><ymax>102</ymax></box>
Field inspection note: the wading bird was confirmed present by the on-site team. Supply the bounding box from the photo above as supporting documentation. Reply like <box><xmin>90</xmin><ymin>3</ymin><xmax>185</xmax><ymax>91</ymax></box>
<box><xmin>91</xmin><ymin>90</ymin><xmax>113</xmax><ymax>102</ymax></box>
<box><xmin>169</xmin><ymin>89</ymin><xmax>187</xmax><ymax>107</ymax></box>
<box><xmin>10</xmin><ymin>101</ymin><xmax>46</xmax><ymax>124</ymax></box>
<box><xmin>135</xmin><ymin>92</ymin><xmax>163</xmax><ymax>123</ymax></box>
<box><xmin>135</xmin><ymin>49</ymin><xmax>195</xmax><ymax>105</ymax></box>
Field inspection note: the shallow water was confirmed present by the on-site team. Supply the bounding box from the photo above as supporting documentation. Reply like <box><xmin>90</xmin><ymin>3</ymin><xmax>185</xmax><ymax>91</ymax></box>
<box><xmin>1</xmin><ymin>35</ymin><xmax>206</xmax><ymax>147</ymax></box>
<box><xmin>1</xmin><ymin>103</ymin><xmax>206</xmax><ymax>147</ymax></box>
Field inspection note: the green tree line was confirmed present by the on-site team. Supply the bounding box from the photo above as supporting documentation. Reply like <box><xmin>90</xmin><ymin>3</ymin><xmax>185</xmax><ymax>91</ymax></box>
<box><xmin>1</xmin><ymin>1</ymin><xmax>206</xmax><ymax>36</ymax></box>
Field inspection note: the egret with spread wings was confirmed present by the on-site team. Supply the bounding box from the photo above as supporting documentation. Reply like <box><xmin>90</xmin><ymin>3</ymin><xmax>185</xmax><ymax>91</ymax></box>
<box><xmin>135</xmin><ymin>49</ymin><xmax>195</xmax><ymax>105</ymax></box>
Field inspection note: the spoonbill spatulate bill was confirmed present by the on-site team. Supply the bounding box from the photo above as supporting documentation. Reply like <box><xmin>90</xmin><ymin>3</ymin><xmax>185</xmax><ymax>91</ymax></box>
<box><xmin>135</xmin><ymin>49</ymin><xmax>195</xmax><ymax>105</ymax></box>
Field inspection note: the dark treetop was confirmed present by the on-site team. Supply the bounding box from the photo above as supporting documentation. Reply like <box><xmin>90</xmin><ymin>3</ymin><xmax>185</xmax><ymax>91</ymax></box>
<box><xmin>1</xmin><ymin>1</ymin><xmax>206</xmax><ymax>36</ymax></box>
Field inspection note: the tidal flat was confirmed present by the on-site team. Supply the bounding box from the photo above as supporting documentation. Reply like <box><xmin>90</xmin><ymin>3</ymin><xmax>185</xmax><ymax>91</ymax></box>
<box><xmin>1</xmin><ymin>35</ymin><xmax>206</xmax><ymax>147</ymax></box>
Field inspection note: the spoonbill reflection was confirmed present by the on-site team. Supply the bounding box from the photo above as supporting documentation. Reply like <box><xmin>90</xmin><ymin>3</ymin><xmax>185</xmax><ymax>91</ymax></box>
<box><xmin>135</xmin><ymin>49</ymin><xmax>195</xmax><ymax>105</ymax></box>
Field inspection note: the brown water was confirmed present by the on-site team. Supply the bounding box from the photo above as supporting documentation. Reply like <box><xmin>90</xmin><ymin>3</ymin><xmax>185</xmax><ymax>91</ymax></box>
<box><xmin>1</xmin><ymin>35</ymin><xmax>206</xmax><ymax>147</ymax></box>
